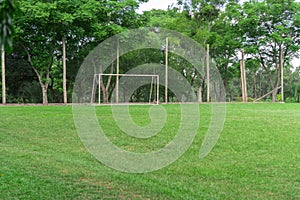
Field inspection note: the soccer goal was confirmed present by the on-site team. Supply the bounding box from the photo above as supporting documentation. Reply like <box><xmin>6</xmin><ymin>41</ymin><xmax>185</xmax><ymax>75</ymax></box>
<box><xmin>91</xmin><ymin>73</ymin><xmax>159</xmax><ymax>105</ymax></box>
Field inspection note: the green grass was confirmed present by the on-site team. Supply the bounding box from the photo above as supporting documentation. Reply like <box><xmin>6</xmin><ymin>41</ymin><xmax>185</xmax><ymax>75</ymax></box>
<box><xmin>1</xmin><ymin>104</ymin><xmax>300</xmax><ymax>199</ymax></box>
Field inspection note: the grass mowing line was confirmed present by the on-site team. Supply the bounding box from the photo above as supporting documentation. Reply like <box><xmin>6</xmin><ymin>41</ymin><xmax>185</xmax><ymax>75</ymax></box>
<box><xmin>1</xmin><ymin>104</ymin><xmax>300</xmax><ymax>199</ymax></box>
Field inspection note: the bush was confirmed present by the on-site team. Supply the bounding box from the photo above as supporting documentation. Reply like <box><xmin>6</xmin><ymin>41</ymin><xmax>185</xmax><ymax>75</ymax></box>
<box><xmin>285</xmin><ymin>97</ymin><xmax>298</xmax><ymax>103</ymax></box>
<box><xmin>276</xmin><ymin>94</ymin><xmax>282</xmax><ymax>102</ymax></box>
<box><xmin>233</xmin><ymin>97</ymin><xmax>254</xmax><ymax>102</ymax></box>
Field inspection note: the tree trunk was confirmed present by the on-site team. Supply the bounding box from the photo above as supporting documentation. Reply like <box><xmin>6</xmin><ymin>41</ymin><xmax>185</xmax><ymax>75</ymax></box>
<box><xmin>42</xmin><ymin>85</ymin><xmax>48</xmax><ymax>105</ymax></box>
<box><xmin>272</xmin><ymin>64</ymin><xmax>281</xmax><ymax>102</ymax></box>
<box><xmin>62</xmin><ymin>37</ymin><xmax>67</xmax><ymax>104</ymax></box>
<box><xmin>99</xmin><ymin>61</ymin><xmax>114</xmax><ymax>104</ymax></box>
<box><xmin>103</xmin><ymin>89</ymin><xmax>109</xmax><ymax>103</ymax></box>
<box><xmin>32</xmin><ymin>67</ymin><xmax>49</xmax><ymax>105</ymax></box>
<box><xmin>272</xmin><ymin>87</ymin><xmax>278</xmax><ymax>102</ymax></box>
<box><xmin>23</xmin><ymin>44</ymin><xmax>50</xmax><ymax>105</ymax></box>
<box><xmin>1</xmin><ymin>45</ymin><xmax>5</xmax><ymax>104</ymax></box>
<box><xmin>197</xmin><ymin>85</ymin><xmax>202</xmax><ymax>103</ymax></box>
<box><xmin>34</xmin><ymin>69</ymin><xmax>49</xmax><ymax>105</ymax></box>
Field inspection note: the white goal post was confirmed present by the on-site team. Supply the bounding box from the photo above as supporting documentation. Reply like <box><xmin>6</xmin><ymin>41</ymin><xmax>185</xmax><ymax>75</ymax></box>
<box><xmin>91</xmin><ymin>73</ymin><xmax>159</xmax><ymax>105</ymax></box>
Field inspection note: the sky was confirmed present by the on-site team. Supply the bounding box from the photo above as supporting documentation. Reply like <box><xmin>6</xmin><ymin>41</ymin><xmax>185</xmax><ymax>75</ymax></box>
<box><xmin>138</xmin><ymin>0</ymin><xmax>177</xmax><ymax>13</ymax></box>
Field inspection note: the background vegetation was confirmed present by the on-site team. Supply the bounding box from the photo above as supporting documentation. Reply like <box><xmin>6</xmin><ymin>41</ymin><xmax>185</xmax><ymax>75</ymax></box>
<box><xmin>1</xmin><ymin>0</ymin><xmax>300</xmax><ymax>104</ymax></box>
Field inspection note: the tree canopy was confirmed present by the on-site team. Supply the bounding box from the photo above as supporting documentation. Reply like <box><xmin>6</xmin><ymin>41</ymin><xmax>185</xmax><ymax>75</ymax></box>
<box><xmin>1</xmin><ymin>0</ymin><xmax>300</xmax><ymax>103</ymax></box>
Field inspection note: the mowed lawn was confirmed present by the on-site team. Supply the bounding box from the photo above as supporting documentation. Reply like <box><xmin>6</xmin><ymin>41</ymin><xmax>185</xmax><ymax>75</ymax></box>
<box><xmin>1</xmin><ymin>103</ymin><xmax>300</xmax><ymax>199</ymax></box>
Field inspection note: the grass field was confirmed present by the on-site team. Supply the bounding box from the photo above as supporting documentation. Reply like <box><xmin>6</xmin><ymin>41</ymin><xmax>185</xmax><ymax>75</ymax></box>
<box><xmin>1</xmin><ymin>103</ymin><xmax>300</xmax><ymax>199</ymax></box>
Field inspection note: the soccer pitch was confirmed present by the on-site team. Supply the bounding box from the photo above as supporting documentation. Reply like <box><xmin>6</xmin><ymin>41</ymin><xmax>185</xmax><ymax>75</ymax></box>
<box><xmin>1</xmin><ymin>104</ymin><xmax>300</xmax><ymax>199</ymax></box>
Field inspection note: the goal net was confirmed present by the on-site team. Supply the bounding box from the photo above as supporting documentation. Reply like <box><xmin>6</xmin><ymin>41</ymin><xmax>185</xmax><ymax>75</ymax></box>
<box><xmin>91</xmin><ymin>73</ymin><xmax>159</xmax><ymax>104</ymax></box>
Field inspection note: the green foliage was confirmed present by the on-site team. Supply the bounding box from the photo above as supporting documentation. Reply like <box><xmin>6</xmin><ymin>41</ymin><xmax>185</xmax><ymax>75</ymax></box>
<box><xmin>18</xmin><ymin>81</ymin><xmax>42</xmax><ymax>103</ymax></box>
<box><xmin>208</xmin><ymin>1</ymin><xmax>242</xmax><ymax>89</ymax></box>
<box><xmin>9</xmin><ymin>0</ymin><xmax>147</xmax><ymax>103</ymax></box>
<box><xmin>2</xmin><ymin>0</ymin><xmax>300</xmax><ymax>103</ymax></box>
<box><xmin>240</xmin><ymin>0</ymin><xmax>300</xmax><ymax>62</ymax></box>
<box><xmin>285</xmin><ymin>97</ymin><xmax>299</xmax><ymax>103</ymax></box>
<box><xmin>0</xmin><ymin>0</ymin><xmax>16</xmax><ymax>49</ymax></box>
<box><xmin>0</xmin><ymin>76</ymin><xmax>2</xmax><ymax>98</ymax></box>
<box><xmin>213</xmin><ymin>0</ymin><xmax>300</xmax><ymax>101</ymax></box>
<box><xmin>276</xmin><ymin>94</ymin><xmax>282</xmax><ymax>102</ymax></box>
<box><xmin>283</xmin><ymin>66</ymin><xmax>300</xmax><ymax>101</ymax></box>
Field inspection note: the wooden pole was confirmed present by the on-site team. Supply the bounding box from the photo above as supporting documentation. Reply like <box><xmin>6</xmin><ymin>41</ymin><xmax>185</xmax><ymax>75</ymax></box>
<box><xmin>243</xmin><ymin>49</ymin><xmax>247</xmax><ymax>102</ymax></box>
<box><xmin>165</xmin><ymin>37</ymin><xmax>168</xmax><ymax>104</ymax></box>
<box><xmin>91</xmin><ymin>74</ymin><xmax>96</xmax><ymax>104</ymax></box>
<box><xmin>240</xmin><ymin>49</ymin><xmax>247</xmax><ymax>102</ymax></box>
<box><xmin>280</xmin><ymin>47</ymin><xmax>284</xmax><ymax>102</ymax></box>
<box><xmin>253</xmin><ymin>86</ymin><xmax>282</xmax><ymax>102</ymax></box>
<box><xmin>240</xmin><ymin>50</ymin><xmax>244</xmax><ymax>103</ymax></box>
<box><xmin>98</xmin><ymin>74</ymin><xmax>101</xmax><ymax>104</ymax></box>
<box><xmin>206</xmin><ymin>44</ymin><xmax>210</xmax><ymax>102</ymax></box>
<box><xmin>62</xmin><ymin>37</ymin><xmax>67</xmax><ymax>104</ymax></box>
<box><xmin>240</xmin><ymin>60</ymin><xmax>245</xmax><ymax>102</ymax></box>
<box><xmin>116</xmin><ymin>38</ymin><xmax>119</xmax><ymax>103</ymax></box>
<box><xmin>157</xmin><ymin>75</ymin><xmax>159</xmax><ymax>104</ymax></box>
<box><xmin>1</xmin><ymin>45</ymin><xmax>6</xmax><ymax>105</ymax></box>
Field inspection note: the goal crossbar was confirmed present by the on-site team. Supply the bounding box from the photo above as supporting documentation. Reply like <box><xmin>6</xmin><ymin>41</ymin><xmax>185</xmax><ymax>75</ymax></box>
<box><xmin>92</xmin><ymin>73</ymin><xmax>159</xmax><ymax>105</ymax></box>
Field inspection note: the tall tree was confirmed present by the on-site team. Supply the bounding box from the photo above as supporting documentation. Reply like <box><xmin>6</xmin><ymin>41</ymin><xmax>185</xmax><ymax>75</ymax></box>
<box><xmin>208</xmin><ymin>1</ymin><xmax>244</xmax><ymax>99</ymax></box>
<box><xmin>237</xmin><ymin>0</ymin><xmax>300</xmax><ymax>102</ymax></box>
<box><xmin>173</xmin><ymin>0</ymin><xmax>233</xmax><ymax>101</ymax></box>
<box><xmin>177</xmin><ymin>0</ymin><xmax>232</xmax><ymax>43</ymax></box>
<box><xmin>0</xmin><ymin>0</ymin><xmax>16</xmax><ymax>104</ymax></box>
<box><xmin>14</xmin><ymin>0</ymin><xmax>148</xmax><ymax>104</ymax></box>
